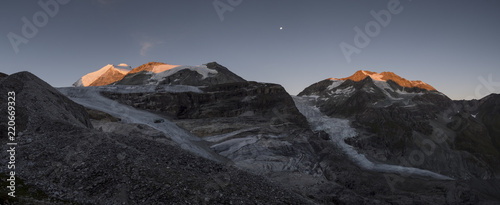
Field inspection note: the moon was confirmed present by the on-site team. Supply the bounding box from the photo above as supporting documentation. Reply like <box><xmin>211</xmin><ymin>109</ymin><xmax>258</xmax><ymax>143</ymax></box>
<box><xmin>280</xmin><ymin>26</ymin><xmax>283</xmax><ymax>30</ymax></box>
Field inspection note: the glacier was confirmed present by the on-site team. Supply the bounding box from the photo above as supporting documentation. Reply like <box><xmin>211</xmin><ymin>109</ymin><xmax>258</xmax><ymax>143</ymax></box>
<box><xmin>293</xmin><ymin>96</ymin><xmax>454</xmax><ymax>180</ymax></box>
<box><xmin>58</xmin><ymin>86</ymin><xmax>225</xmax><ymax>163</ymax></box>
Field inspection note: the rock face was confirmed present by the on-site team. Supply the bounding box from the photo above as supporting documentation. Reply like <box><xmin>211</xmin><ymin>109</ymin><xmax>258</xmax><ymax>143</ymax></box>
<box><xmin>0</xmin><ymin>72</ymin><xmax>310</xmax><ymax>204</ymax></box>
<box><xmin>299</xmin><ymin>71</ymin><xmax>500</xmax><ymax>180</ymax></box>
<box><xmin>451</xmin><ymin>94</ymin><xmax>500</xmax><ymax>175</ymax></box>
<box><xmin>102</xmin><ymin>81</ymin><xmax>321</xmax><ymax>176</ymax></box>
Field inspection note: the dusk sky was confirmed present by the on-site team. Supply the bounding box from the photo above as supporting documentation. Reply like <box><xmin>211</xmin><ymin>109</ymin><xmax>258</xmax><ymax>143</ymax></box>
<box><xmin>1</xmin><ymin>0</ymin><xmax>499</xmax><ymax>100</ymax></box>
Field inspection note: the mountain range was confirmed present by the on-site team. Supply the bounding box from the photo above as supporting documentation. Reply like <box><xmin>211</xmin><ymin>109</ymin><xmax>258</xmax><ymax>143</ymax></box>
<box><xmin>1</xmin><ymin>62</ymin><xmax>499</xmax><ymax>204</ymax></box>
<box><xmin>73</xmin><ymin>62</ymin><xmax>246</xmax><ymax>87</ymax></box>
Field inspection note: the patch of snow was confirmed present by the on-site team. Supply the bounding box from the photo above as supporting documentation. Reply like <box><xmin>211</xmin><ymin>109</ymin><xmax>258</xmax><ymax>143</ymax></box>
<box><xmin>327</xmin><ymin>80</ymin><xmax>344</xmax><ymax>90</ymax></box>
<box><xmin>373</xmin><ymin>81</ymin><xmax>404</xmax><ymax>100</ymax></box>
<box><xmin>150</xmin><ymin>65</ymin><xmax>218</xmax><ymax>82</ymax></box>
<box><xmin>472</xmin><ymin>114</ymin><xmax>477</xmax><ymax>118</ymax></box>
<box><xmin>395</xmin><ymin>89</ymin><xmax>409</xmax><ymax>95</ymax></box>
<box><xmin>394</xmin><ymin>88</ymin><xmax>423</xmax><ymax>96</ymax></box>
<box><xmin>332</xmin><ymin>86</ymin><xmax>355</xmax><ymax>95</ymax></box>
<box><xmin>365</xmin><ymin>87</ymin><xmax>376</xmax><ymax>93</ymax></box>
<box><xmin>370</xmin><ymin>73</ymin><xmax>384</xmax><ymax>81</ymax></box>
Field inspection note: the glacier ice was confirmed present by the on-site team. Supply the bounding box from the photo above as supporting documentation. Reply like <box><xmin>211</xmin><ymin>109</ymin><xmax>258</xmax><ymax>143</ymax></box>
<box><xmin>293</xmin><ymin>96</ymin><xmax>453</xmax><ymax>180</ymax></box>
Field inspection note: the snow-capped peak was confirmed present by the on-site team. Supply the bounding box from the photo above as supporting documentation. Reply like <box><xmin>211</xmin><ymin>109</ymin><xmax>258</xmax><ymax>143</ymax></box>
<box><xmin>74</xmin><ymin>61</ymin><xmax>246</xmax><ymax>87</ymax></box>
<box><xmin>76</xmin><ymin>64</ymin><xmax>131</xmax><ymax>87</ymax></box>
<box><xmin>336</xmin><ymin>70</ymin><xmax>436</xmax><ymax>91</ymax></box>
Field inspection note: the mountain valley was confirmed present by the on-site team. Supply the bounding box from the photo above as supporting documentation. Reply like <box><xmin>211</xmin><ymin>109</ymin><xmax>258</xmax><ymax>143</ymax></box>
<box><xmin>1</xmin><ymin>62</ymin><xmax>499</xmax><ymax>204</ymax></box>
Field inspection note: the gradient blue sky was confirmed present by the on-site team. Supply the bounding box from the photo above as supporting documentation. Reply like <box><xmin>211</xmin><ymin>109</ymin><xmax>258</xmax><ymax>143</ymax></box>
<box><xmin>1</xmin><ymin>0</ymin><xmax>499</xmax><ymax>100</ymax></box>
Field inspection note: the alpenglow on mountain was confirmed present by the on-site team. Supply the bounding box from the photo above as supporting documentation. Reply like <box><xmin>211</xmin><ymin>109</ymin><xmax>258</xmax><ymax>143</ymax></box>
<box><xmin>334</xmin><ymin>70</ymin><xmax>436</xmax><ymax>91</ymax></box>
<box><xmin>299</xmin><ymin>69</ymin><xmax>500</xmax><ymax>181</ymax></box>
<box><xmin>73</xmin><ymin>64</ymin><xmax>131</xmax><ymax>87</ymax></box>
<box><xmin>73</xmin><ymin>62</ymin><xmax>246</xmax><ymax>87</ymax></box>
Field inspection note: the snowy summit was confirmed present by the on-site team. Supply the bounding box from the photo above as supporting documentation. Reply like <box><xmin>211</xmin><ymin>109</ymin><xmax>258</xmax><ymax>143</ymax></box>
<box><xmin>73</xmin><ymin>64</ymin><xmax>131</xmax><ymax>87</ymax></box>
<box><xmin>329</xmin><ymin>70</ymin><xmax>436</xmax><ymax>91</ymax></box>
<box><xmin>73</xmin><ymin>62</ymin><xmax>246</xmax><ymax>87</ymax></box>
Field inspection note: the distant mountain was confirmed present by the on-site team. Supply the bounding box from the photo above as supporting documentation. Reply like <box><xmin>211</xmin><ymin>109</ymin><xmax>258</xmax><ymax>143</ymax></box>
<box><xmin>336</xmin><ymin>70</ymin><xmax>436</xmax><ymax>91</ymax></box>
<box><xmin>73</xmin><ymin>61</ymin><xmax>247</xmax><ymax>87</ymax></box>
<box><xmin>300</xmin><ymin>70</ymin><xmax>447</xmax><ymax>116</ymax></box>
<box><xmin>73</xmin><ymin>64</ymin><xmax>131</xmax><ymax>87</ymax></box>
<box><xmin>299</xmin><ymin>70</ymin><xmax>500</xmax><ymax>180</ymax></box>
<box><xmin>115</xmin><ymin>62</ymin><xmax>246</xmax><ymax>86</ymax></box>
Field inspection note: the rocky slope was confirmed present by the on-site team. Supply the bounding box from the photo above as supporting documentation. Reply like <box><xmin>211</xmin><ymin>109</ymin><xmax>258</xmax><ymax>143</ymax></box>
<box><xmin>0</xmin><ymin>72</ymin><xmax>310</xmax><ymax>204</ymax></box>
<box><xmin>101</xmin><ymin>81</ymin><xmax>322</xmax><ymax>175</ymax></box>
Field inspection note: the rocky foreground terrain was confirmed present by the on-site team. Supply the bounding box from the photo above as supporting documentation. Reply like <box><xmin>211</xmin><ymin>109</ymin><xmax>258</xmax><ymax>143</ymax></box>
<box><xmin>1</xmin><ymin>63</ymin><xmax>499</xmax><ymax>204</ymax></box>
